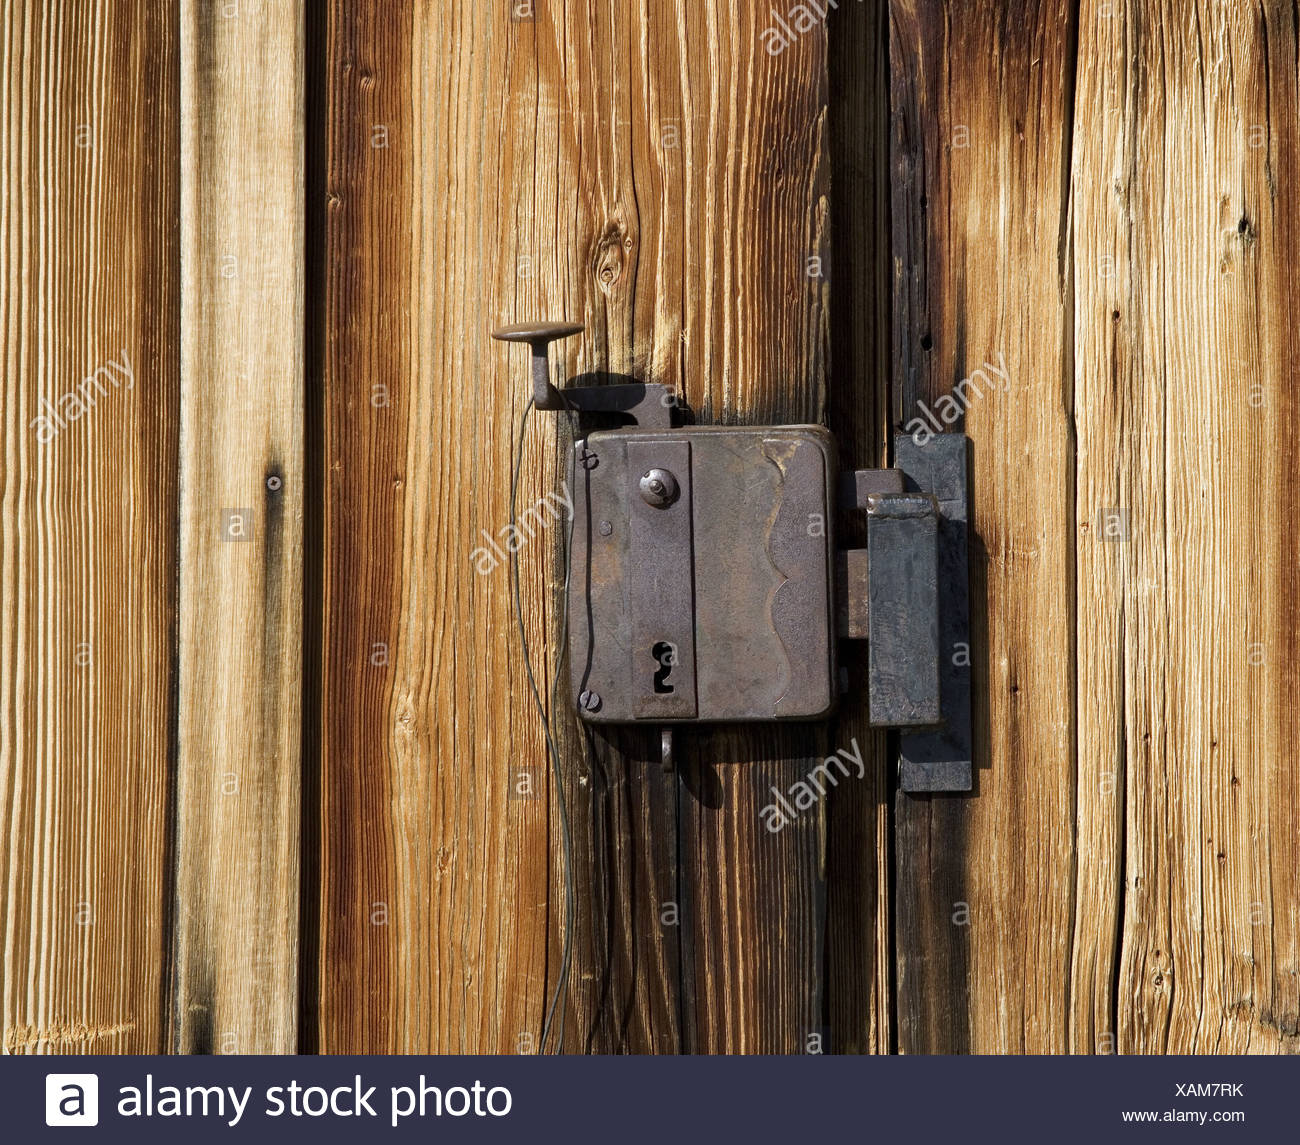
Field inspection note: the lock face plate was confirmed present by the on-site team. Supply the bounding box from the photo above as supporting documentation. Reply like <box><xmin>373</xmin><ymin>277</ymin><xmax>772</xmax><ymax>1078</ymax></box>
<box><xmin>569</xmin><ymin>425</ymin><xmax>837</xmax><ymax>723</ymax></box>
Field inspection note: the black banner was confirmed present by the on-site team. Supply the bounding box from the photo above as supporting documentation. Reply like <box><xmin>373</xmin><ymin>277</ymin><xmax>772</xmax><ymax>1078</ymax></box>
<box><xmin>4</xmin><ymin>1054</ymin><xmax>1289</xmax><ymax>1142</ymax></box>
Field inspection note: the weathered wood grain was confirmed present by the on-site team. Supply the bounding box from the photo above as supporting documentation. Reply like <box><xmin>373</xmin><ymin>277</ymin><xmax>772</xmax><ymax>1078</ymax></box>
<box><xmin>0</xmin><ymin>0</ymin><xmax>178</xmax><ymax>1055</ymax></box>
<box><xmin>1072</xmin><ymin>0</ymin><xmax>1300</xmax><ymax>1054</ymax></box>
<box><xmin>171</xmin><ymin>0</ymin><xmax>303</xmax><ymax>1054</ymax></box>
<box><xmin>314</xmin><ymin>1</ymin><xmax>839</xmax><ymax>1053</ymax></box>
<box><xmin>889</xmin><ymin>0</ymin><xmax>1079</xmax><ymax>1052</ymax></box>
<box><xmin>4</xmin><ymin>0</ymin><xmax>1290</xmax><ymax>1061</ymax></box>
<box><xmin>313</xmin><ymin>0</ymin><xmax>553</xmax><ymax>1054</ymax></box>
<box><xmin>891</xmin><ymin>0</ymin><xmax>1300</xmax><ymax>1054</ymax></box>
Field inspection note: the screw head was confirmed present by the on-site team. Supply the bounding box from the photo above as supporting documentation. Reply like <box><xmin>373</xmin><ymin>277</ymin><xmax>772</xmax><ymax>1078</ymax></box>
<box><xmin>639</xmin><ymin>468</ymin><xmax>679</xmax><ymax>508</ymax></box>
<box><xmin>599</xmin><ymin>520</ymin><xmax>613</xmax><ymax>536</ymax></box>
<box><xmin>579</xmin><ymin>690</ymin><xmax>602</xmax><ymax>713</ymax></box>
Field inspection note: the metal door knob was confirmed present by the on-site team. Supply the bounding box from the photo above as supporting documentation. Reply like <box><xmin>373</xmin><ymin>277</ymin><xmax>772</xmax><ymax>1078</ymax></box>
<box><xmin>491</xmin><ymin>320</ymin><xmax>584</xmax><ymax>408</ymax></box>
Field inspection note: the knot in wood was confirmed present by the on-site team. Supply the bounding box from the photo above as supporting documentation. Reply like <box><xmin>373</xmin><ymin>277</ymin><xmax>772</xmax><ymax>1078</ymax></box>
<box><xmin>593</xmin><ymin>223</ymin><xmax>631</xmax><ymax>292</ymax></box>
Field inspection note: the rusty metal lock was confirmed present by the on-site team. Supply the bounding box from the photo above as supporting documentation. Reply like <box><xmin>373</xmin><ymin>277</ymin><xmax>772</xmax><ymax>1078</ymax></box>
<box><xmin>493</xmin><ymin>321</ymin><xmax>972</xmax><ymax>792</ymax></box>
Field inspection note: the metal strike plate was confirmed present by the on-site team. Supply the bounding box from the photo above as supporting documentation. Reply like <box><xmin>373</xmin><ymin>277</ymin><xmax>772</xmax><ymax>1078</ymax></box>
<box><xmin>569</xmin><ymin>426</ymin><xmax>837</xmax><ymax>723</ymax></box>
<box><xmin>894</xmin><ymin>432</ymin><xmax>972</xmax><ymax>792</ymax></box>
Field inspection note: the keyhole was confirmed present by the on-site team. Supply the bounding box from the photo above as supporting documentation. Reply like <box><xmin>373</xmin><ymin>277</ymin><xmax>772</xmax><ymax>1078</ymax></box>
<box><xmin>652</xmin><ymin>641</ymin><xmax>677</xmax><ymax>694</ymax></box>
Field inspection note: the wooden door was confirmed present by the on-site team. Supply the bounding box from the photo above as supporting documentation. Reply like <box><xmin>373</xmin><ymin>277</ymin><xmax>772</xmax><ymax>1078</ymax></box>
<box><xmin>1</xmin><ymin>0</ymin><xmax>1296</xmax><ymax>1057</ymax></box>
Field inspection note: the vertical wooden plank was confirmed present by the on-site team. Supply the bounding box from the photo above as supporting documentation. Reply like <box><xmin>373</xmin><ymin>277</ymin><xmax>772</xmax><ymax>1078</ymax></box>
<box><xmin>315</xmin><ymin>0</ymin><xmax>553</xmax><ymax>1054</ymax></box>
<box><xmin>631</xmin><ymin>2</ymin><xmax>831</xmax><ymax>1058</ymax></box>
<box><xmin>309</xmin><ymin>0</ymin><xmax>415</xmax><ymax>1057</ymax></box>
<box><xmin>889</xmin><ymin>0</ymin><xmax>1080</xmax><ymax>1052</ymax></box>
<box><xmin>826</xmin><ymin>0</ymin><xmax>893</xmax><ymax>1055</ymax></box>
<box><xmin>1070</xmin><ymin>0</ymin><xmax>1140</xmax><ymax>1057</ymax></box>
<box><xmin>1072</xmin><ymin>0</ymin><xmax>1300</xmax><ymax>1054</ymax></box>
<box><xmin>315</xmin><ymin>0</ymin><xmax>836</xmax><ymax>1053</ymax></box>
<box><xmin>0</xmin><ymin>0</ymin><xmax>179</xmax><ymax>1055</ymax></box>
<box><xmin>173</xmin><ymin>0</ymin><xmax>303</xmax><ymax>1053</ymax></box>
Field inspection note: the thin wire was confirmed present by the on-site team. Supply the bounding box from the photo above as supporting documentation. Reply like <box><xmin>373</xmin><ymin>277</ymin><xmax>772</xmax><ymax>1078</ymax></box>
<box><xmin>510</xmin><ymin>397</ymin><xmax>577</xmax><ymax>1055</ymax></box>
<box><xmin>547</xmin><ymin>411</ymin><xmax>579</xmax><ymax>1056</ymax></box>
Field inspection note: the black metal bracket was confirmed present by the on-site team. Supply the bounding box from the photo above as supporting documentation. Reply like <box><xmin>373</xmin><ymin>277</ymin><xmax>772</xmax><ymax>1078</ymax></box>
<box><xmin>493</xmin><ymin>321</ymin><xmax>973</xmax><ymax>793</ymax></box>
